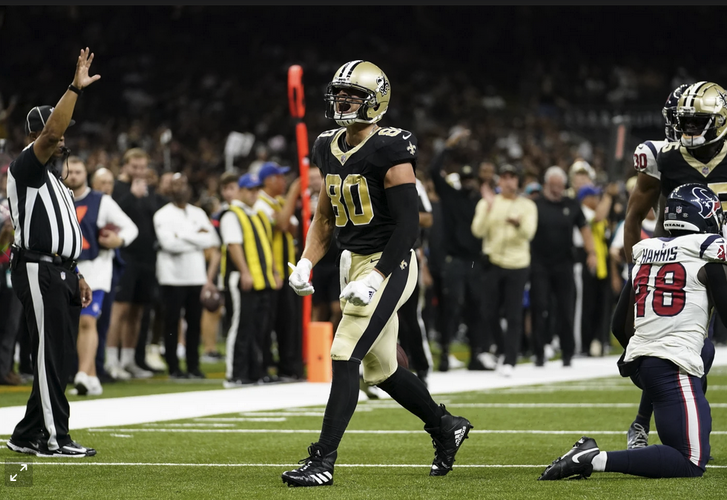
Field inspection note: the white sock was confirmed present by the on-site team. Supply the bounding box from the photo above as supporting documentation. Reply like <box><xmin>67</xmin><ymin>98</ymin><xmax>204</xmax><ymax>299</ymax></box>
<box><xmin>591</xmin><ymin>451</ymin><xmax>607</xmax><ymax>472</ymax></box>
<box><xmin>106</xmin><ymin>347</ymin><xmax>119</xmax><ymax>368</ymax></box>
<box><xmin>121</xmin><ymin>348</ymin><xmax>135</xmax><ymax>368</ymax></box>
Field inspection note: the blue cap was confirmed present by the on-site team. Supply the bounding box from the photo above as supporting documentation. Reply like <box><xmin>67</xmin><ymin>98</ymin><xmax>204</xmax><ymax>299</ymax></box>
<box><xmin>577</xmin><ymin>185</ymin><xmax>601</xmax><ymax>201</ymax></box>
<box><xmin>524</xmin><ymin>182</ymin><xmax>541</xmax><ymax>195</ymax></box>
<box><xmin>258</xmin><ymin>162</ymin><xmax>290</xmax><ymax>182</ymax></box>
<box><xmin>238</xmin><ymin>173</ymin><xmax>262</xmax><ymax>189</ymax></box>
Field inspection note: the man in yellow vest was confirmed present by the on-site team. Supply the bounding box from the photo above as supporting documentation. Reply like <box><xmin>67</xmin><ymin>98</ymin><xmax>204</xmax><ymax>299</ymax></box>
<box><xmin>254</xmin><ymin>162</ymin><xmax>303</xmax><ymax>380</ymax></box>
<box><xmin>577</xmin><ymin>184</ymin><xmax>614</xmax><ymax>357</ymax></box>
<box><xmin>219</xmin><ymin>173</ymin><xmax>279</xmax><ymax>386</ymax></box>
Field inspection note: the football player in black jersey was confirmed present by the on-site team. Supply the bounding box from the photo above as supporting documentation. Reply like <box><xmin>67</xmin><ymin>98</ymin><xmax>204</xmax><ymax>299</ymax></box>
<box><xmin>282</xmin><ymin>61</ymin><xmax>472</xmax><ymax>487</ymax></box>
<box><xmin>621</xmin><ymin>82</ymin><xmax>722</xmax><ymax>451</ymax></box>
<box><xmin>624</xmin><ymin>82</ymin><xmax>727</xmax><ymax>262</ymax></box>
<box><xmin>623</xmin><ymin>83</ymin><xmax>689</xmax><ymax>262</ymax></box>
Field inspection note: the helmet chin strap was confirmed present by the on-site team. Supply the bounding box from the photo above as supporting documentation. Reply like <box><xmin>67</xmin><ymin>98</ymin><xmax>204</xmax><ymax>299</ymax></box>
<box><xmin>335</xmin><ymin>117</ymin><xmax>358</xmax><ymax>127</ymax></box>
<box><xmin>681</xmin><ymin>134</ymin><xmax>707</xmax><ymax>148</ymax></box>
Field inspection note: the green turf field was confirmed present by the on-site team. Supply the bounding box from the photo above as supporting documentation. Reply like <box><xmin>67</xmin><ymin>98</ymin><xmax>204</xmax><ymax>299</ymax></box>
<box><xmin>2</xmin><ymin>363</ymin><xmax>725</xmax><ymax>499</ymax></box>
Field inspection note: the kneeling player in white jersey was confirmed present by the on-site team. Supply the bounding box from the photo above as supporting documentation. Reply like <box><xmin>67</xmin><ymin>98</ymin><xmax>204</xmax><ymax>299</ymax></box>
<box><xmin>540</xmin><ymin>183</ymin><xmax>727</xmax><ymax>480</ymax></box>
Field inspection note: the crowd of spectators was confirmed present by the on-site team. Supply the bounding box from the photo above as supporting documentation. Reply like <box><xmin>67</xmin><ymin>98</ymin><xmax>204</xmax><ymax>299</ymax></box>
<box><xmin>2</xmin><ymin>6</ymin><xmax>722</xmax><ymax>190</ymax></box>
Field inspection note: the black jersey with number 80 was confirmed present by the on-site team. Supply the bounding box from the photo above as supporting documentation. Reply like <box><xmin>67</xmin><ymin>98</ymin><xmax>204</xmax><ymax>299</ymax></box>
<box><xmin>311</xmin><ymin>126</ymin><xmax>418</xmax><ymax>254</ymax></box>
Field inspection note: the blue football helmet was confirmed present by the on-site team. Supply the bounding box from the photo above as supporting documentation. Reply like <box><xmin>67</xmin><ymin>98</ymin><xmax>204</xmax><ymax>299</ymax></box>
<box><xmin>662</xmin><ymin>84</ymin><xmax>690</xmax><ymax>142</ymax></box>
<box><xmin>664</xmin><ymin>183</ymin><xmax>723</xmax><ymax>234</ymax></box>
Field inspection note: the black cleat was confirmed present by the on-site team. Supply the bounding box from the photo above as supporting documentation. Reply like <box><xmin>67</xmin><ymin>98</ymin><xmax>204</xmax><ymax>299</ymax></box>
<box><xmin>36</xmin><ymin>441</ymin><xmax>97</xmax><ymax>458</ymax></box>
<box><xmin>539</xmin><ymin>436</ymin><xmax>599</xmax><ymax>480</ymax></box>
<box><xmin>425</xmin><ymin>404</ymin><xmax>473</xmax><ymax>476</ymax></box>
<box><xmin>187</xmin><ymin>369</ymin><xmax>206</xmax><ymax>380</ymax></box>
<box><xmin>281</xmin><ymin>443</ymin><xmax>336</xmax><ymax>487</ymax></box>
<box><xmin>6</xmin><ymin>437</ymin><xmax>40</xmax><ymax>455</ymax></box>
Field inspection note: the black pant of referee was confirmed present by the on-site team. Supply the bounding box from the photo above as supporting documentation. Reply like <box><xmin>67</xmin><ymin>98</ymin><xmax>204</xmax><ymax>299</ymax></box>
<box><xmin>10</xmin><ymin>251</ymin><xmax>82</xmax><ymax>452</ymax></box>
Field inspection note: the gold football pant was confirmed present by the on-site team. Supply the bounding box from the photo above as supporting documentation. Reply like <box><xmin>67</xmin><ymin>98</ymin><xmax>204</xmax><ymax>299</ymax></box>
<box><xmin>332</xmin><ymin>249</ymin><xmax>418</xmax><ymax>384</ymax></box>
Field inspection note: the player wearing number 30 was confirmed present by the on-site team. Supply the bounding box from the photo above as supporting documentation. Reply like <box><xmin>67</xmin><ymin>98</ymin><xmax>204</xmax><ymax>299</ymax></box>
<box><xmin>283</xmin><ymin>60</ymin><xmax>472</xmax><ymax>487</ymax></box>
<box><xmin>628</xmin><ymin>81</ymin><xmax>727</xmax><ymax>259</ymax></box>
<box><xmin>541</xmin><ymin>183</ymin><xmax>727</xmax><ymax>480</ymax></box>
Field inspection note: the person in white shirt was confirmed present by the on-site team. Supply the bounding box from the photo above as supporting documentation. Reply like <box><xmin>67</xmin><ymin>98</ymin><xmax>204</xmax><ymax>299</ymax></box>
<box><xmin>153</xmin><ymin>173</ymin><xmax>219</xmax><ymax>378</ymax></box>
<box><xmin>471</xmin><ymin>164</ymin><xmax>537</xmax><ymax>376</ymax></box>
<box><xmin>63</xmin><ymin>157</ymin><xmax>139</xmax><ymax>395</ymax></box>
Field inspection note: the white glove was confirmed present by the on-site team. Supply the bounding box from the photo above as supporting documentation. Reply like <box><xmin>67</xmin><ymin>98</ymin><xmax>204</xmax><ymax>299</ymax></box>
<box><xmin>340</xmin><ymin>271</ymin><xmax>385</xmax><ymax>307</ymax></box>
<box><xmin>288</xmin><ymin>259</ymin><xmax>315</xmax><ymax>296</ymax></box>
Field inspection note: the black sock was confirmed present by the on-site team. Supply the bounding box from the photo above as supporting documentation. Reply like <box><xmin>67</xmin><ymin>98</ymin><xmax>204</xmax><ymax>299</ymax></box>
<box><xmin>634</xmin><ymin>391</ymin><xmax>652</xmax><ymax>430</ymax></box>
<box><xmin>318</xmin><ymin>360</ymin><xmax>361</xmax><ymax>453</ymax></box>
<box><xmin>377</xmin><ymin>366</ymin><xmax>443</xmax><ymax>428</ymax></box>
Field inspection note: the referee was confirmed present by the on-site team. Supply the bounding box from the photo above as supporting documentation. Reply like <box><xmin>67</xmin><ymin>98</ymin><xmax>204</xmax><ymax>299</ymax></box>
<box><xmin>6</xmin><ymin>48</ymin><xmax>99</xmax><ymax>458</ymax></box>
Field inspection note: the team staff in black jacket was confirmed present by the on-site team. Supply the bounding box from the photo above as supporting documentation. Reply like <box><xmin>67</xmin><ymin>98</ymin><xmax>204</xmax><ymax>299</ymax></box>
<box><xmin>428</xmin><ymin>127</ymin><xmax>487</xmax><ymax>372</ymax></box>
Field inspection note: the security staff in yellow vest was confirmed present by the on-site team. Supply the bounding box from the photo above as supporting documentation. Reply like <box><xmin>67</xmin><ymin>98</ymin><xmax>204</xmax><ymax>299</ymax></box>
<box><xmin>254</xmin><ymin>162</ymin><xmax>304</xmax><ymax>380</ymax></box>
<box><xmin>577</xmin><ymin>184</ymin><xmax>614</xmax><ymax>357</ymax></box>
<box><xmin>219</xmin><ymin>173</ymin><xmax>280</xmax><ymax>387</ymax></box>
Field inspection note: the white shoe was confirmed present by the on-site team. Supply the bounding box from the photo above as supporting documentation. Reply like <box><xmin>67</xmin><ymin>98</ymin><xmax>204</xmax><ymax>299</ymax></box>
<box><xmin>499</xmin><ymin>364</ymin><xmax>514</xmax><ymax>378</ymax></box>
<box><xmin>108</xmin><ymin>364</ymin><xmax>132</xmax><ymax>381</ymax></box>
<box><xmin>360</xmin><ymin>383</ymin><xmax>386</xmax><ymax>400</ymax></box>
<box><xmin>544</xmin><ymin>344</ymin><xmax>556</xmax><ymax>361</ymax></box>
<box><xmin>73</xmin><ymin>372</ymin><xmax>90</xmax><ymax>396</ymax></box>
<box><xmin>87</xmin><ymin>376</ymin><xmax>103</xmax><ymax>396</ymax></box>
<box><xmin>589</xmin><ymin>339</ymin><xmax>602</xmax><ymax>357</ymax></box>
<box><xmin>477</xmin><ymin>352</ymin><xmax>498</xmax><ymax>370</ymax></box>
<box><xmin>448</xmin><ymin>354</ymin><xmax>465</xmax><ymax>369</ymax></box>
<box><xmin>123</xmin><ymin>362</ymin><xmax>154</xmax><ymax>379</ymax></box>
<box><xmin>145</xmin><ymin>344</ymin><xmax>167</xmax><ymax>371</ymax></box>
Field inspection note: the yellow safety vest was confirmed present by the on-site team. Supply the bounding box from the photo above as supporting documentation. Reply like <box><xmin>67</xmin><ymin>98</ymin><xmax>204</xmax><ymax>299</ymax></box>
<box><xmin>220</xmin><ymin>205</ymin><xmax>276</xmax><ymax>291</ymax></box>
<box><xmin>591</xmin><ymin>219</ymin><xmax>608</xmax><ymax>280</ymax></box>
<box><xmin>259</xmin><ymin>194</ymin><xmax>296</xmax><ymax>279</ymax></box>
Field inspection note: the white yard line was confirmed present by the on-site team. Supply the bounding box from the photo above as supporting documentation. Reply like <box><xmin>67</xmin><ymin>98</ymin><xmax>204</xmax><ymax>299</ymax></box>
<box><xmin>194</xmin><ymin>417</ymin><xmax>288</xmax><ymax>422</ymax></box>
<box><xmin>234</xmin><ymin>412</ymin><xmax>326</xmax><ymax>417</ymax></box>
<box><xmin>141</xmin><ymin>423</ymin><xmax>236</xmax><ymax>427</ymax></box>
<box><xmin>2</xmin><ymin>460</ymin><xmax>726</xmax><ymax>469</ymax></box>
<box><xmin>2</xmin><ymin>347</ymin><xmax>727</xmax><ymax>435</ymax></box>
<box><xmin>84</xmin><ymin>428</ymin><xmax>727</xmax><ymax>435</ymax></box>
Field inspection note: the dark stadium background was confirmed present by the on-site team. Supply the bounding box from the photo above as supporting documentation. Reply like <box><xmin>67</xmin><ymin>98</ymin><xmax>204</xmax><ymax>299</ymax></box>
<box><xmin>0</xmin><ymin>5</ymin><xmax>723</xmax><ymax>193</ymax></box>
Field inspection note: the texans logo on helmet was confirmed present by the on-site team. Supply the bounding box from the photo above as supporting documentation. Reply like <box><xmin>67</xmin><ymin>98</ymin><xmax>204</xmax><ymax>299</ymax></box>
<box><xmin>692</xmin><ymin>186</ymin><xmax>721</xmax><ymax>219</ymax></box>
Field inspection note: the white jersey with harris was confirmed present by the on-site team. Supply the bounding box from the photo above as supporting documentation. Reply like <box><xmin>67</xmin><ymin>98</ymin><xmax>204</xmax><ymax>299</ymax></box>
<box><xmin>626</xmin><ymin>233</ymin><xmax>727</xmax><ymax>377</ymax></box>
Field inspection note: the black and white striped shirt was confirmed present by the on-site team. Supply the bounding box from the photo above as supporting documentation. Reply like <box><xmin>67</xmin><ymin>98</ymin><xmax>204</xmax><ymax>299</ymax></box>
<box><xmin>7</xmin><ymin>143</ymin><xmax>82</xmax><ymax>259</ymax></box>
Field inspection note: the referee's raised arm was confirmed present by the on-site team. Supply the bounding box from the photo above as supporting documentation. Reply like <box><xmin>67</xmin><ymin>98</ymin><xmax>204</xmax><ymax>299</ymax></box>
<box><xmin>32</xmin><ymin>48</ymin><xmax>101</xmax><ymax>165</ymax></box>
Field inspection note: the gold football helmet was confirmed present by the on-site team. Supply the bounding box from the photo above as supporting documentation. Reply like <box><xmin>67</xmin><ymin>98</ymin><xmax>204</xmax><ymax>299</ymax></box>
<box><xmin>324</xmin><ymin>60</ymin><xmax>391</xmax><ymax>126</ymax></box>
<box><xmin>675</xmin><ymin>81</ymin><xmax>727</xmax><ymax>148</ymax></box>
